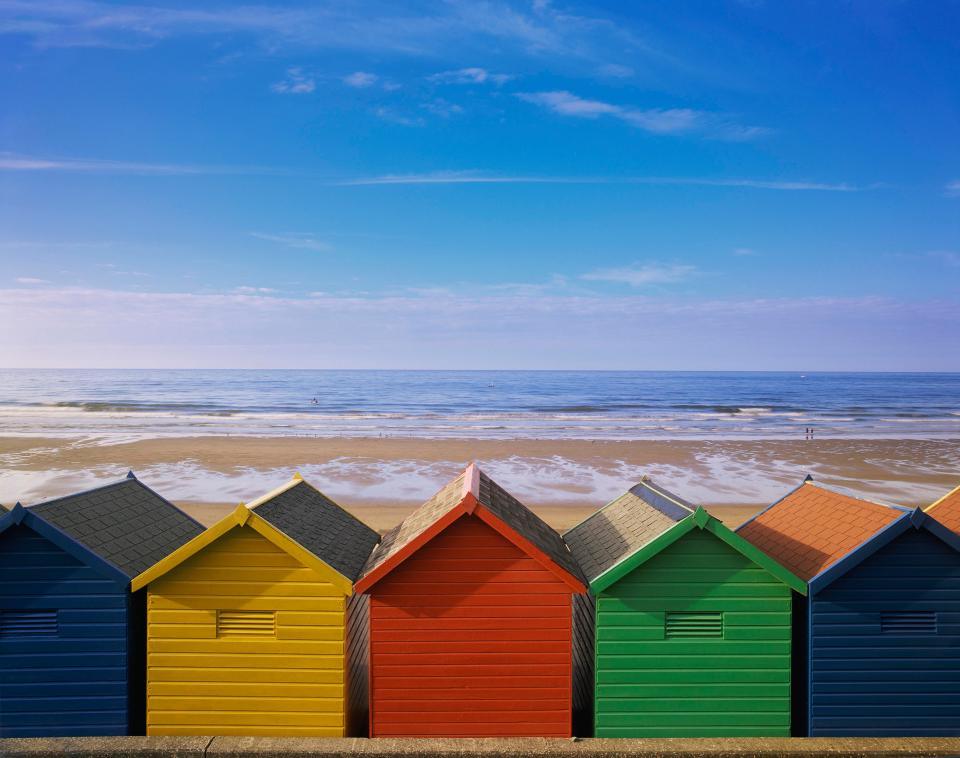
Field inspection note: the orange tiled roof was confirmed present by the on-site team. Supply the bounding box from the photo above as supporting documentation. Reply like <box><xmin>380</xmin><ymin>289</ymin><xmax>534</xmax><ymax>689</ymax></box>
<box><xmin>736</xmin><ymin>480</ymin><xmax>904</xmax><ymax>581</ymax></box>
<box><xmin>927</xmin><ymin>484</ymin><xmax>960</xmax><ymax>535</ymax></box>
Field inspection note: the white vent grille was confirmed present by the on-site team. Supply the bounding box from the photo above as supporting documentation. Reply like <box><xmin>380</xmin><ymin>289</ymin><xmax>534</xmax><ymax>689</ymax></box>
<box><xmin>665</xmin><ymin>611</ymin><xmax>723</xmax><ymax>639</ymax></box>
<box><xmin>217</xmin><ymin>610</ymin><xmax>276</xmax><ymax>638</ymax></box>
<box><xmin>0</xmin><ymin>609</ymin><xmax>58</xmax><ymax>637</ymax></box>
<box><xmin>881</xmin><ymin>611</ymin><xmax>937</xmax><ymax>634</ymax></box>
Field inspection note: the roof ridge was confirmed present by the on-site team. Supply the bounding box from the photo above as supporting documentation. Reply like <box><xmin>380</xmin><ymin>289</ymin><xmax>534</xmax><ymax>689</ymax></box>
<box><xmin>562</xmin><ymin>474</ymin><xmax>665</xmax><ymax>536</ymax></box>
<box><xmin>806</xmin><ymin>479</ymin><xmax>911</xmax><ymax>512</ymax></box>
<box><xmin>635</xmin><ymin>477</ymin><xmax>697</xmax><ymax>514</ymax></box>
<box><xmin>245</xmin><ymin>476</ymin><xmax>305</xmax><ymax>511</ymax></box>
<box><xmin>927</xmin><ymin>482</ymin><xmax>960</xmax><ymax>512</ymax></box>
<box><xmin>29</xmin><ymin>474</ymin><xmax>138</xmax><ymax>509</ymax></box>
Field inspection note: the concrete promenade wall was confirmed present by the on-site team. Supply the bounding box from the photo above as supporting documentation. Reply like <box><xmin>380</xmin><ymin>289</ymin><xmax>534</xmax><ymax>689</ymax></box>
<box><xmin>2</xmin><ymin>736</ymin><xmax>960</xmax><ymax>758</ymax></box>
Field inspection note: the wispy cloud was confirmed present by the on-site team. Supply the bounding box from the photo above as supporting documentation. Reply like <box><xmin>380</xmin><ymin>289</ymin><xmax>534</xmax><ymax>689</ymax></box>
<box><xmin>271</xmin><ymin>67</ymin><xmax>315</xmax><ymax>94</ymax></box>
<box><xmin>428</xmin><ymin>67</ymin><xmax>512</xmax><ymax>85</ymax></box>
<box><xmin>733</xmin><ymin>247</ymin><xmax>758</xmax><ymax>256</ymax></box>
<box><xmin>337</xmin><ymin>170</ymin><xmax>859</xmax><ymax>191</ymax></box>
<box><xmin>0</xmin><ymin>152</ymin><xmax>276</xmax><ymax>175</ymax></box>
<box><xmin>516</xmin><ymin>90</ymin><xmax>769</xmax><ymax>140</ymax></box>
<box><xmin>249</xmin><ymin>232</ymin><xmax>331</xmax><ymax>252</ymax></box>
<box><xmin>234</xmin><ymin>285</ymin><xmax>278</xmax><ymax>294</ymax></box>
<box><xmin>927</xmin><ymin>250</ymin><xmax>960</xmax><ymax>268</ymax></box>
<box><xmin>421</xmin><ymin>99</ymin><xmax>465</xmax><ymax>118</ymax></box>
<box><xmin>343</xmin><ymin>71</ymin><xmax>378</xmax><ymax>88</ymax></box>
<box><xmin>3</xmin><ymin>285</ymin><xmax>955</xmax><ymax>369</ymax></box>
<box><xmin>581</xmin><ymin>263</ymin><xmax>699</xmax><ymax>287</ymax></box>
<box><xmin>14</xmin><ymin>277</ymin><xmax>50</xmax><ymax>285</ymax></box>
<box><xmin>946</xmin><ymin>181</ymin><xmax>960</xmax><ymax>198</ymax></box>
<box><xmin>372</xmin><ymin>107</ymin><xmax>425</xmax><ymax>127</ymax></box>
<box><xmin>597</xmin><ymin>63</ymin><xmax>634</xmax><ymax>78</ymax></box>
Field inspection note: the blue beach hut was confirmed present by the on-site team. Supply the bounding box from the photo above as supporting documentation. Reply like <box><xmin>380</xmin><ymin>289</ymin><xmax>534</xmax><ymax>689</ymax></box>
<box><xmin>0</xmin><ymin>473</ymin><xmax>203</xmax><ymax>737</ymax></box>
<box><xmin>739</xmin><ymin>478</ymin><xmax>960</xmax><ymax>736</ymax></box>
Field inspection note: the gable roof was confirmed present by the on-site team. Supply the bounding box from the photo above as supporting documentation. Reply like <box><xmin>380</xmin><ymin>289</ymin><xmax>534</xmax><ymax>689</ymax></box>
<box><xmin>355</xmin><ymin>463</ymin><xmax>586</xmax><ymax>593</ymax></box>
<box><xmin>563</xmin><ymin>477</ymin><xmax>692</xmax><ymax>582</ymax></box>
<box><xmin>28</xmin><ymin>472</ymin><xmax>204</xmax><ymax>578</ymax></box>
<box><xmin>926</xmin><ymin>483</ymin><xmax>960</xmax><ymax>535</ymax></box>
<box><xmin>566</xmin><ymin>478</ymin><xmax>805</xmax><ymax>595</ymax></box>
<box><xmin>247</xmin><ymin>474</ymin><xmax>380</xmax><ymax>582</ymax></box>
<box><xmin>0</xmin><ymin>503</ymin><xmax>130</xmax><ymax>587</ymax></box>
<box><xmin>736</xmin><ymin>477</ymin><xmax>909</xmax><ymax>582</ymax></box>
<box><xmin>808</xmin><ymin>507</ymin><xmax>960</xmax><ymax>593</ymax></box>
<box><xmin>131</xmin><ymin>475</ymin><xmax>377</xmax><ymax>593</ymax></box>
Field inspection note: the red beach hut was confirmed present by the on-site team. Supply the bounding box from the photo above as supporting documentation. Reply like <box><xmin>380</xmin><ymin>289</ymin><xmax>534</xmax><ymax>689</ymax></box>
<box><xmin>354</xmin><ymin>463</ymin><xmax>587</xmax><ymax>737</ymax></box>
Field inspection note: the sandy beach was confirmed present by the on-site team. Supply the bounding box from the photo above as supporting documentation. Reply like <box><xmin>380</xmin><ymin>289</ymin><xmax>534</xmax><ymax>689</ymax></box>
<box><xmin>3</xmin><ymin>435</ymin><xmax>957</xmax><ymax>532</ymax></box>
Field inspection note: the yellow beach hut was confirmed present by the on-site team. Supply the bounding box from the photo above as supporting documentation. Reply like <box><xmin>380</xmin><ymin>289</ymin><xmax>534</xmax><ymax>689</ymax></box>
<box><xmin>130</xmin><ymin>475</ymin><xmax>380</xmax><ymax>736</ymax></box>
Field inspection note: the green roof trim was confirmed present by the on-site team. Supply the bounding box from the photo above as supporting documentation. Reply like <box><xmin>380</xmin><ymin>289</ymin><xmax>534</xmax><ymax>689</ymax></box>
<box><xmin>589</xmin><ymin>506</ymin><xmax>807</xmax><ymax>596</ymax></box>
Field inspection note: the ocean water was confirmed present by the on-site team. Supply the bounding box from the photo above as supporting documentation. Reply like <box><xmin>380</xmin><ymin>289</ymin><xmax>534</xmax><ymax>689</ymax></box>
<box><xmin>0</xmin><ymin>369</ymin><xmax>958</xmax><ymax>441</ymax></box>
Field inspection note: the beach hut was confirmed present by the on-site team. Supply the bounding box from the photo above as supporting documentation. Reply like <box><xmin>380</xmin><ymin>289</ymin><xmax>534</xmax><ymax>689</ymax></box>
<box><xmin>0</xmin><ymin>473</ymin><xmax>203</xmax><ymax>737</ymax></box>
<box><xmin>130</xmin><ymin>474</ymin><xmax>380</xmax><ymax>737</ymax></box>
<box><xmin>563</xmin><ymin>477</ymin><xmax>805</xmax><ymax>738</ymax></box>
<box><xmin>738</xmin><ymin>477</ymin><xmax>960</xmax><ymax>736</ymax></box>
<box><xmin>926</xmin><ymin>483</ymin><xmax>960</xmax><ymax>534</ymax></box>
<box><xmin>354</xmin><ymin>463</ymin><xmax>587</xmax><ymax>737</ymax></box>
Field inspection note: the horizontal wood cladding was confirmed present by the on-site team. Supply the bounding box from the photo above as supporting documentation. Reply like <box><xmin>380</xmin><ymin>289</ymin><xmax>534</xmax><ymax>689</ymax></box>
<box><xmin>145</xmin><ymin>526</ymin><xmax>348</xmax><ymax>736</ymax></box>
<box><xmin>0</xmin><ymin>525</ymin><xmax>131</xmax><ymax>737</ymax></box>
<box><xmin>809</xmin><ymin>528</ymin><xmax>960</xmax><ymax>736</ymax></box>
<box><xmin>369</xmin><ymin>515</ymin><xmax>574</xmax><ymax>737</ymax></box>
<box><xmin>595</xmin><ymin>529</ymin><xmax>793</xmax><ymax>738</ymax></box>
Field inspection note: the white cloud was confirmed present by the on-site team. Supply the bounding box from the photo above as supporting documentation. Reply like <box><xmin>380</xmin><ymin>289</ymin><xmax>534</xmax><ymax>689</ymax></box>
<box><xmin>733</xmin><ymin>247</ymin><xmax>758</xmax><ymax>256</ymax></box>
<box><xmin>421</xmin><ymin>99</ymin><xmax>465</xmax><ymax>118</ymax></box>
<box><xmin>249</xmin><ymin>232</ymin><xmax>331</xmax><ymax>252</ymax></box>
<box><xmin>271</xmin><ymin>67</ymin><xmax>315</xmax><ymax>94</ymax></box>
<box><xmin>1</xmin><ymin>285</ymin><xmax>955</xmax><ymax>369</ymax></box>
<box><xmin>946</xmin><ymin>181</ymin><xmax>960</xmax><ymax>198</ymax></box>
<box><xmin>338</xmin><ymin>171</ymin><xmax>859</xmax><ymax>191</ymax></box>
<box><xmin>597</xmin><ymin>63</ymin><xmax>634</xmax><ymax>78</ymax></box>
<box><xmin>234</xmin><ymin>286</ymin><xmax>278</xmax><ymax>294</ymax></box>
<box><xmin>516</xmin><ymin>90</ymin><xmax>769</xmax><ymax>140</ymax></box>
<box><xmin>14</xmin><ymin>277</ymin><xmax>50</xmax><ymax>285</ymax></box>
<box><xmin>581</xmin><ymin>263</ymin><xmax>699</xmax><ymax>287</ymax></box>
<box><xmin>372</xmin><ymin>107</ymin><xmax>425</xmax><ymax>127</ymax></box>
<box><xmin>0</xmin><ymin>152</ymin><xmax>277</xmax><ymax>175</ymax></box>
<box><xmin>927</xmin><ymin>250</ymin><xmax>960</xmax><ymax>268</ymax></box>
<box><xmin>428</xmin><ymin>67</ymin><xmax>512</xmax><ymax>85</ymax></box>
<box><xmin>343</xmin><ymin>71</ymin><xmax>378</xmax><ymax>88</ymax></box>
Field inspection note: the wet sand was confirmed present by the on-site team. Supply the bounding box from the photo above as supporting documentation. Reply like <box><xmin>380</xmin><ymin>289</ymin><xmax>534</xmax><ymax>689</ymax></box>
<box><xmin>2</xmin><ymin>435</ymin><xmax>958</xmax><ymax>518</ymax></box>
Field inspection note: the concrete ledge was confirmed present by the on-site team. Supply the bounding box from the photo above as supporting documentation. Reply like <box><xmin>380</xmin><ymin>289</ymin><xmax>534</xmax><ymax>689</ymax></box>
<box><xmin>1</xmin><ymin>736</ymin><xmax>959</xmax><ymax>758</ymax></box>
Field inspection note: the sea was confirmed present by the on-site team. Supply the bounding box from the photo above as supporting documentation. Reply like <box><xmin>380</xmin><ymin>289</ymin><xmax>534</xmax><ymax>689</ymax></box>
<box><xmin>0</xmin><ymin>369</ymin><xmax>958</xmax><ymax>441</ymax></box>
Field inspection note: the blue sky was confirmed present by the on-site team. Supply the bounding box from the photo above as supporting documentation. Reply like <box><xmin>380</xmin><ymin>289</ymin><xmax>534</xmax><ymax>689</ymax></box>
<box><xmin>1</xmin><ymin>0</ymin><xmax>958</xmax><ymax>369</ymax></box>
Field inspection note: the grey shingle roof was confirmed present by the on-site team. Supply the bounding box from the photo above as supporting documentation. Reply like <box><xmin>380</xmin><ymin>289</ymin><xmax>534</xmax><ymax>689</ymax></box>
<box><xmin>360</xmin><ymin>465</ymin><xmax>584</xmax><ymax>585</ymax></box>
<box><xmin>29</xmin><ymin>473</ymin><xmax>204</xmax><ymax>578</ymax></box>
<box><xmin>477</xmin><ymin>469</ymin><xmax>584</xmax><ymax>582</ymax></box>
<box><xmin>360</xmin><ymin>471</ymin><xmax>466</xmax><ymax>578</ymax></box>
<box><xmin>563</xmin><ymin>477</ymin><xmax>696</xmax><ymax>583</ymax></box>
<box><xmin>250</xmin><ymin>478</ymin><xmax>380</xmax><ymax>582</ymax></box>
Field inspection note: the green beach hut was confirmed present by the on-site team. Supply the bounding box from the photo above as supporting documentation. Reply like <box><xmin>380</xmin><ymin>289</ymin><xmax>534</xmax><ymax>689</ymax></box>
<box><xmin>564</xmin><ymin>477</ymin><xmax>805</xmax><ymax>737</ymax></box>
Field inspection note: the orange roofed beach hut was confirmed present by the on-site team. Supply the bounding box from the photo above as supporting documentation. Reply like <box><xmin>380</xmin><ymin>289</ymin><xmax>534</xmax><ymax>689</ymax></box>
<box><xmin>738</xmin><ymin>476</ymin><xmax>960</xmax><ymax>736</ymax></box>
<box><xmin>131</xmin><ymin>475</ymin><xmax>380</xmax><ymax>737</ymax></box>
<box><xmin>354</xmin><ymin>463</ymin><xmax>588</xmax><ymax>737</ymax></box>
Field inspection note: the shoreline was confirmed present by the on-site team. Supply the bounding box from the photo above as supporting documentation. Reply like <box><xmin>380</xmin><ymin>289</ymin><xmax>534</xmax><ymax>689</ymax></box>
<box><xmin>2</xmin><ymin>436</ymin><xmax>957</xmax><ymax>522</ymax></box>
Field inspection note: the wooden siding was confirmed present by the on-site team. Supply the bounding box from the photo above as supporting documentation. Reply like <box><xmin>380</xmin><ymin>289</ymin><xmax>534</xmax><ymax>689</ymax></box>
<box><xmin>345</xmin><ymin>592</ymin><xmax>370</xmax><ymax>737</ymax></box>
<box><xmin>595</xmin><ymin>529</ymin><xmax>793</xmax><ymax>737</ymax></box>
<box><xmin>809</xmin><ymin>528</ymin><xmax>960</xmax><ymax>736</ymax></box>
<box><xmin>571</xmin><ymin>592</ymin><xmax>595</xmax><ymax>736</ymax></box>
<box><xmin>0</xmin><ymin>524</ymin><xmax>131</xmax><ymax>737</ymax></box>
<box><xmin>368</xmin><ymin>515</ymin><xmax>575</xmax><ymax>737</ymax></box>
<box><xmin>145</xmin><ymin>525</ymin><xmax>348</xmax><ymax>736</ymax></box>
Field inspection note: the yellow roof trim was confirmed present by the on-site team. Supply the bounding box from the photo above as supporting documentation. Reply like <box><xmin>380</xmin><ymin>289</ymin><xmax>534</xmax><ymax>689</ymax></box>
<box><xmin>926</xmin><ymin>483</ymin><xmax>960</xmax><ymax>513</ymax></box>
<box><xmin>131</xmin><ymin>502</ymin><xmax>352</xmax><ymax>595</ymax></box>
<box><xmin>244</xmin><ymin>476</ymin><xmax>303</xmax><ymax>511</ymax></box>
